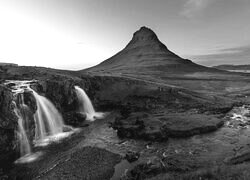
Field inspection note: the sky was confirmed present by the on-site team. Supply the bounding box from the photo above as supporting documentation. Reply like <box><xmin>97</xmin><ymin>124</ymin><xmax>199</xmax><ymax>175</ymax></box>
<box><xmin>0</xmin><ymin>0</ymin><xmax>249</xmax><ymax>70</ymax></box>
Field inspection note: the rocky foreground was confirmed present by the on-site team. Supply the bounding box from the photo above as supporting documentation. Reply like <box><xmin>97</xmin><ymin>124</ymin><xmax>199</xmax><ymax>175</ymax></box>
<box><xmin>0</xmin><ymin>66</ymin><xmax>250</xmax><ymax>179</ymax></box>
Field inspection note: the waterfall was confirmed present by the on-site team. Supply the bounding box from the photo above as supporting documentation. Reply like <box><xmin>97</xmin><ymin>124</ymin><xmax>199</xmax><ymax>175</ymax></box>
<box><xmin>74</xmin><ymin>86</ymin><xmax>104</xmax><ymax>121</ymax></box>
<box><xmin>13</xmin><ymin>99</ymin><xmax>31</xmax><ymax>157</ymax></box>
<box><xmin>5</xmin><ymin>80</ymin><xmax>75</xmax><ymax>163</ymax></box>
<box><xmin>32</xmin><ymin>90</ymin><xmax>64</xmax><ymax>141</ymax></box>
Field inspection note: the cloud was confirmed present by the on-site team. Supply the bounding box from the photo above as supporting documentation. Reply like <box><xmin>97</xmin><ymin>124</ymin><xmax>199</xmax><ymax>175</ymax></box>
<box><xmin>181</xmin><ymin>0</ymin><xmax>211</xmax><ymax>18</ymax></box>
<box><xmin>190</xmin><ymin>45</ymin><xmax>250</xmax><ymax>66</ymax></box>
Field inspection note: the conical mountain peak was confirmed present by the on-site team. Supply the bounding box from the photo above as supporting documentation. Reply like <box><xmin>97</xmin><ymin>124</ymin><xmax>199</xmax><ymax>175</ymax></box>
<box><xmin>86</xmin><ymin>26</ymin><xmax>212</xmax><ymax>74</ymax></box>
<box><xmin>125</xmin><ymin>26</ymin><xmax>167</xmax><ymax>50</ymax></box>
<box><xmin>132</xmin><ymin>26</ymin><xmax>158</xmax><ymax>41</ymax></box>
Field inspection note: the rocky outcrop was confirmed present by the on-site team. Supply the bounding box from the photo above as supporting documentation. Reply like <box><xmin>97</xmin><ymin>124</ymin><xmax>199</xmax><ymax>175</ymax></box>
<box><xmin>112</xmin><ymin>113</ymin><xmax>168</xmax><ymax>141</ymax></box>
<box><xmin>31</xmin><ymin>80</ymin><xmax>78</xmax><ymax>112</ymax></box>
<box><xmin>124</xmin><ymin>156</ymin><xmax>166</xmax><ymax>180</ymax></box>
<box><xmin>112</xmin><ymin>111</ymin><xmax>225</xmax><ymax>141</ymax></box>
<box><xmin>125</xmin><ymin>151</ymin><xmax>140</xmax><ymax>163</ymax></box>
<box><xmin>0</xmin><ymin>85</ymin><xmax>18</xmax><ymax>163</ymax></box>
<box><xmin>63</xmin><ymin>111</ymin><xmax>87</xmax><ymax>126</ymax></box>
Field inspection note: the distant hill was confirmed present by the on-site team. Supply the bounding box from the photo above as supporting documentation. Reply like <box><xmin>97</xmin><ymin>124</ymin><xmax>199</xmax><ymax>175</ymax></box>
<box><xmin>213</xmin><ymin>64</ymin><xmax>250</xmax><ymax>73</ymax></box>
<box><xmin>84</xmin><ymin>27</ymin><xmax>219</xmax><ymax>75</ymax></box>
<box><xmin>0</xmin><ymin>62</ymin><xmax>18</xmax><ymax>66</ymax></box>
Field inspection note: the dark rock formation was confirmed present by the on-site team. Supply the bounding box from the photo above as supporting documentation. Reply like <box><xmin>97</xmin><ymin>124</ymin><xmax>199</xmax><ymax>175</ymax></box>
<box><xmin>112</xmin><ymin>113</ymin><xmax>168</xmax><ymax>141</ymax></box>
<box><xmin>125</xmin><ymin>151</ymin><xmax>140</xmax><ymax>163</ymax></box>
<box><xmin>227</xmin><ymin>151</ymin><xmax>250</xmax><ymax>165</ymax></box>
<box><xmin>128</xmin><ymin>156</ymin><xmax>166</xmax><ymax>180</ymax></box>
<box><xmin>63</xmin><ymin>111</ymin><xmax>87</xmax><ymax>126</ymax></box>
<box><xmin>0</xmin><ymin>85</ymin><xmax>18</xmax><ymax>164</ymax></box>
<box><xmin>160</xmin><ymin>113</ymin><xmax>224</xmax><ymax>138</ymax></box>
<box><xmin>32</xmin><ymin>80</ymin><xmax>78</xmax><ymax>112</ymax></box>
<box><xmin>112</xmin><ymin>111</ymin><xmax>225</xmax><ymax>141</ymax></box>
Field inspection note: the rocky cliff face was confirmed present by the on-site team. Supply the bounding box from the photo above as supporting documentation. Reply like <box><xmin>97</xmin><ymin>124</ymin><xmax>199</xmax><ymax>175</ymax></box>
<box><xmin>0</xmin><ymin>85</ymin><xmax>18</xmax><ymax>161</ymax></box>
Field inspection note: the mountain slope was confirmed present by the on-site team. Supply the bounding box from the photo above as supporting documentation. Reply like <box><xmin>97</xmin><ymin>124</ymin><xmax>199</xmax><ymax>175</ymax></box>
<box><xmin>85</xmin><ymin>27</ymin><xmax>218</xmax><ymax>75</ymax></box>
<box><xmin>214</xmin><ymin>64</ymin><xmax>250</xmax><ymax>71</ymax></box>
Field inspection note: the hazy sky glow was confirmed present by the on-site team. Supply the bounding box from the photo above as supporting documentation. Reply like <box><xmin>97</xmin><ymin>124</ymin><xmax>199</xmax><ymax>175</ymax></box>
<box><xmin>0</xmin><ymin>0</ymin><xmax>250</xmax><ymax>69</ymax></box>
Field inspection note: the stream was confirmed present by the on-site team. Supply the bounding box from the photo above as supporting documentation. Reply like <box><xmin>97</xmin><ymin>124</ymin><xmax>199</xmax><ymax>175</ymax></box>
<box><xmin>4</xmin><ymin>105</ymin><xmax>250</xmax><ymax>179</ymax></box>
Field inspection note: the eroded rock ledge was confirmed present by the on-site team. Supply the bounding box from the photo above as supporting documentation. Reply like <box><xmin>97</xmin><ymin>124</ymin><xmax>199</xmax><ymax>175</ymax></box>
<box><xmin>112</xmin><ymin>111</ymin><xmax>225</xmax><ymax>141</ymax></box>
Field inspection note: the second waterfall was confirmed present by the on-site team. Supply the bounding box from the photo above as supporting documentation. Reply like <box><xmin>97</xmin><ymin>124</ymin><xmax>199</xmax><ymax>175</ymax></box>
<box><xmin>74</xmin><ymin>86</ymin><xmax>105</xmax><ymax>121</ymax></box>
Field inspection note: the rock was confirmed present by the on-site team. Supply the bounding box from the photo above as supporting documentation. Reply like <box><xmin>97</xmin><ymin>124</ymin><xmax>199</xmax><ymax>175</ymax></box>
<box><xmin>0</xmin><ymin>85</ymin><xmax>19</xmax><ymax>164</ymax></box>
<box><xmin>5</xmin><ymin>83</ymin><xmax>15</xmax><ymax>89</ymax></box>
<box><xmin>128</xmin><ymin>156</ymin><xmax>165</xmax><ymax>179</ymax></box>
<box><xmin>22</xmin><ymin>90</ymin><xmax>37</xmax><ymax>113</ymax></box>
<box><xmin>245</xmin><ymin>113</ymin><xmax>250</xmax><ymax>117</ymax></box>
<box><xmin>125</xmin><ymin>151</ymin><xmax>140</xmax><ymax>163</ymax></box>
<box><xmin>112</xmin><ymin>110</ymin><xmax>224</xmax><ymax>141</ymax></box>
<box><xmin>112</xmin><ymin>112</ymin><xmax>168</xmax><ymax>141</ymax></box>
<box><xmin>227</xmin><ymin>151</ymin><xmax>250</xmax><ymax>164</ymax></box>
<box><xmin>161</xmin><ymin>119</ymin><xmax>224</xmax><ymax>138</ymax></box>
<box><xmin>63</xmin><ymin>125</ymin><xmax>74</xmax><ymax>132</ymax></box>
<box><xmin>162</xmin><ymin>155</ymin><xmax>196</xmax><ymax>172</ymax></box>
<box><xmin>35</xmin><ymin>80</ymin><xmax>78</xmax><ymax>112</ymax></box>
<box><xmin>63</xmin><ymin>111</ymin><xmax>87</xmax><ymax>126</ymax></box>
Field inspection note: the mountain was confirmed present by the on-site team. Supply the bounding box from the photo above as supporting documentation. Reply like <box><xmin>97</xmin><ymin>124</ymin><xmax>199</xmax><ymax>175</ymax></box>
<box><xmin>85</xmin><ymin>26</ymin><xmax>218</xmax><ymax>75</ymax></box>
<box><xmin>0</xmin><ymin>62</ymin><xmax>18</xmax><ymax>66</ymax></box>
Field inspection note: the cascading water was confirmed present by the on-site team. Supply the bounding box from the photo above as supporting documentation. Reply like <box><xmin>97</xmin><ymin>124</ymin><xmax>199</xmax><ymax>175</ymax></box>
<box><xmin>4</xmin><ymin>80</ymin><xmax>76</xmax><ymax>163</ymax></box>
<box><xmin>11</xmin><ymin>85</ymin><xmax>42</xmax><ymax>164</ymax></box>
<box><xmin>13</xmin><ymin>99</ymin><xmax>31</xmax><ymax>157</ymax></box>
<box><xmin>74</xmin><ymin>86</ymin><xmax>104</xmax><ymax>121</ymax></box>
<box><xmin>32</xmin><ymin>90</ymin><xmax>64</xmax><ymax>141</ymax></box>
